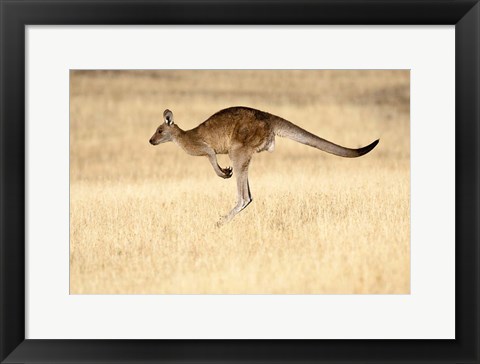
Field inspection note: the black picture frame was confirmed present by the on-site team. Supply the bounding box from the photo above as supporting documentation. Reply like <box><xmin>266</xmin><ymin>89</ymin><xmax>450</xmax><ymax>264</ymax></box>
<box><xmin>1</xmin><ymin>1</ymin><xmax>479</xmax><ymax>363</ymax></box>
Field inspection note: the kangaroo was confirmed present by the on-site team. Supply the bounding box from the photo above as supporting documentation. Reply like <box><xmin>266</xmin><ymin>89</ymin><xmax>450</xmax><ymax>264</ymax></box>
<box><xmin>149</xmin><ymin>106</ymin><xmax>379</xmax><ymax>225</ymax></box>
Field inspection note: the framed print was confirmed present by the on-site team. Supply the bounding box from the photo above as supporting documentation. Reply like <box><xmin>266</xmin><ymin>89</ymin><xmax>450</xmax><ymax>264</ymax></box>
<box><xmin>28</xmin><ymin>28</ymin><xmax>448</xmax><ymax>340</ymax></box>
<box><xmin>1</xmin><ymin>1</ymin><xmax>479</xmax><ymax>363</ymax></box>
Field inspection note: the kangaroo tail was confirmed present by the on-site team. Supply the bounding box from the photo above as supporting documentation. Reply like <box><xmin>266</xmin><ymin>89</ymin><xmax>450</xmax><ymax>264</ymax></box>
<box><xmin>272</xmin><ymin>118</ymin><xmax>379</xmax><ymax>158</ymax></box>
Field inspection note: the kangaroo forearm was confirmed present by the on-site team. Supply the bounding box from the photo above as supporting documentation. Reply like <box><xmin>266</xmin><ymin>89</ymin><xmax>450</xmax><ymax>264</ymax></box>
<box><xmin>207</xmin><ymin>154</ymin><xmax>232</xmax><ymax>179</ymax></box>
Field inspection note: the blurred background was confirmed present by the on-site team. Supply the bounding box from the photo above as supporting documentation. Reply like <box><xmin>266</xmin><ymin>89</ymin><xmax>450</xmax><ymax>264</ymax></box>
<box><xmin>70</xmin><ymin>70</ymin><xmax>410</xmax><ymax>294</ymax></box>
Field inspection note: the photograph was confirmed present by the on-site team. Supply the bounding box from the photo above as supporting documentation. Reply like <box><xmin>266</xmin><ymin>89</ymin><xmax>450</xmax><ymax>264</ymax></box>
<box><xmin>70</xmin><ymin>69</ymin><xmax>410</xmax><ymax>294</ymax></box>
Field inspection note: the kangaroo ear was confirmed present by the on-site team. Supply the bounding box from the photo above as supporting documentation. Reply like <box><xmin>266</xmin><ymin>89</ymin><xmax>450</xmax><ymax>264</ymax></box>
<box><xmin>163</xmin><ymin>109</ymin><xmax>174</xmax><ymax>126</ymax></box>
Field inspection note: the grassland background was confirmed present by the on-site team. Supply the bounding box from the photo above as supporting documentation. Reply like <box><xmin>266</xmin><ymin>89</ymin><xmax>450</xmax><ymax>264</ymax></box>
<box><xmin>70</xmin><ymin>70</ymin><xmax>410</xmax><ymax>294</ymax></box>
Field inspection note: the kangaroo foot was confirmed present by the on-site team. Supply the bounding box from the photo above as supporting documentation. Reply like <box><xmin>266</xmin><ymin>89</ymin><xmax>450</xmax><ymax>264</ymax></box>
<box><xmin>216</xmin><ymin>198</ymin><xmax>252</xmax><ymax>227</ymax></box>
<box><xmin>216</xmin><ymin>208</ymin><xmax>238</xmax><ymax>227</ymax></box>
<box><xmin>216</xmin><ymin>214</ymin><xmax>231</xmax><ymax>227</ymax></box>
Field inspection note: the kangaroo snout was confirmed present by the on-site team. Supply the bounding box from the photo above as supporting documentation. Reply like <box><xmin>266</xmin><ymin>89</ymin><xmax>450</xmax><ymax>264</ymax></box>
<box><xmin>149</xmin><ymin>136</ymin><xmax>164</xmax><ymax>145</ymax></box>
<box><xmin>149</xmin><ymin>135</ymin><xmax>162</xmax><ymax>145</ymax></box>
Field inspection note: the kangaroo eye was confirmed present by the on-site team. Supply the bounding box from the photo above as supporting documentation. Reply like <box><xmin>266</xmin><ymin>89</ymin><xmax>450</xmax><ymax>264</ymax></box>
<box><xmin>157</xmin><ymin>130</ymin><xmax>161</xmax><ymax>134</ymax></box>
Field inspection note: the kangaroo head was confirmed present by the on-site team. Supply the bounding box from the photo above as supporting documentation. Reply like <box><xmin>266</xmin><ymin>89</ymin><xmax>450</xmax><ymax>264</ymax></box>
<box><xmin>149</xmin><ymin>109</ymin><xmax>178</xmax><ymax>145</ymax></box>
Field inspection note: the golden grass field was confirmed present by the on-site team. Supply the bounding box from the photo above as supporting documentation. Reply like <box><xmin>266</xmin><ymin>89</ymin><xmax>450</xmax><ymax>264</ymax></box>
<box><xmin>70</xmin><ymin>70</ymin><xmax>410</xmax><ymax>294</ymax></box>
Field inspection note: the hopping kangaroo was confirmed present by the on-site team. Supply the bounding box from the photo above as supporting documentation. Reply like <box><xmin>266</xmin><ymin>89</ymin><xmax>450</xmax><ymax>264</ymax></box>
<box><xmin>149</xmin><ymin>106</ymin><xmax>379</xmax><ymax>225</ymax></box>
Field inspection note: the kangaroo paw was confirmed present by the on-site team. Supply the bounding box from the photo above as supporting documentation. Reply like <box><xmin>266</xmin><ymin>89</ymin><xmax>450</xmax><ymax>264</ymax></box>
<box><xmin>220</xmin><ymin>166</ymin><xmax>233</xmax><ymax>179</ymax></box>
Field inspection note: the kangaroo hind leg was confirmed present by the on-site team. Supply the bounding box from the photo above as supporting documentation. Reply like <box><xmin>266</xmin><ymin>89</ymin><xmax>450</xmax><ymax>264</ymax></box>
<box><xmin>217</xmin><ymin>148</ymin><xmax>253</xmax><ymax>226</ymax></box>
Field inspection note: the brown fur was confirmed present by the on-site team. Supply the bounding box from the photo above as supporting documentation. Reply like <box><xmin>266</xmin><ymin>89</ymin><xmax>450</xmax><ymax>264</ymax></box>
<box><xmin>149</xmin><ymin>106</ymin><xmax>379</xmax><ymax>224</ymax></box>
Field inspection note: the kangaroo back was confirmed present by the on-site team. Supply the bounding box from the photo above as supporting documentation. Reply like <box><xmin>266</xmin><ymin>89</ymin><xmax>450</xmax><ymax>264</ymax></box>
<box><xmin>272</xmin><ymin>117</ymin><xmax>378</xmax><ymax>158</ymax></box>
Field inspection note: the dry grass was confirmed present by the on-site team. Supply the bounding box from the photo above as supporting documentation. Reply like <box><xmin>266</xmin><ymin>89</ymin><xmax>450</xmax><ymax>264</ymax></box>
<box><xmin>70</xmin><ymin>70</ymin><xmax>410</xmax><ymax>294</ymax></box>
